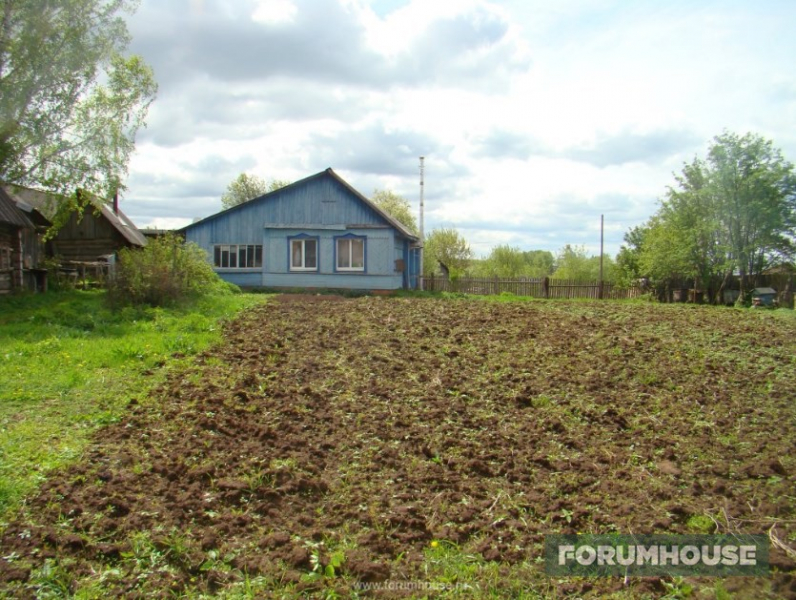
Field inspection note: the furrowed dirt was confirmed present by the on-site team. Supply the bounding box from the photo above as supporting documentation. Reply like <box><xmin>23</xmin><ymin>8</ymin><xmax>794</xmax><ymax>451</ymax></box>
<box><xmin>1</xmin><ymin>296</ymin><xmax>794</xmax><ymax>598</ymax></box>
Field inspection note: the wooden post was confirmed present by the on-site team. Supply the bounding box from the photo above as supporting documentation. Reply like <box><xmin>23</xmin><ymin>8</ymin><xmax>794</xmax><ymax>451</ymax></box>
<box><xmin>15</xmin><ymin>229</ymin><xmax>24</xmax><ymax>291</ymax></box>
<box><xmin>598</xmin><ymin>214</ymin><xmax>604</xmax><ymax>299</ymax></box>
<box><xmin>419</xmin><ymin>157</ymin><xmax>425</xmax><ymax>291</ymax></box>
<box><xmin>542</xmin><ymin>276</ymin><xmax>549</xmax><ymax>299</ymax></box>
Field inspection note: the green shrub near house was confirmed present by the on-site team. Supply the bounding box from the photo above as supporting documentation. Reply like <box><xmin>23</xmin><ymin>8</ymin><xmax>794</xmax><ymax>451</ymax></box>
<box><xmin>108</xmin><ymin>233</ymin><xmax>238</xmax><ymax>307</ymax></box>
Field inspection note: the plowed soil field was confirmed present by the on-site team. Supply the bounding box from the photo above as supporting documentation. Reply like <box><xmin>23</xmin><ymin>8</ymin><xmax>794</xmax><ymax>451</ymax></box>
<box><xmin>1</xmin><ymin>296</ymin><xmax>794</xmax><ymax>598</ymax></box>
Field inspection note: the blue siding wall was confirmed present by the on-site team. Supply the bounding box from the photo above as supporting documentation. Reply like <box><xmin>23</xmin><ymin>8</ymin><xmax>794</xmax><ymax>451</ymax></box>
<box><xmin>263</xmin><ymin>227</ymin><xmax>402</xmax><ymax>289</ymax></box>
<box><xmin>213</xmin><ymin>271</ymin><xmax>262</xmax><ymax>288</ymax></box>
<box><xmin>184</xmin><ymin>171</ymin><xmax>413</xmax><ymax>290</ymax></box>
<box><xmin>264</xmin><ymin>273</ymin><xmax>402</xmax><ymax>290</ymax></box>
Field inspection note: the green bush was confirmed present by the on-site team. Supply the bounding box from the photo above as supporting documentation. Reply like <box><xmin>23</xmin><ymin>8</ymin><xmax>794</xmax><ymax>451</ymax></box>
<box><xmin>108</xmin><ymin>234</ymin><xmax>233</xmax><ymax>306</ymax></box>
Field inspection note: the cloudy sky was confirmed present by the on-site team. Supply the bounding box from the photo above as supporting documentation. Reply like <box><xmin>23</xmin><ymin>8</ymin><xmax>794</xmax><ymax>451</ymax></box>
<box><xmin>123</xmin><ymin>0</ymin><xmax>796</xmax><ymax>257</ymax></box>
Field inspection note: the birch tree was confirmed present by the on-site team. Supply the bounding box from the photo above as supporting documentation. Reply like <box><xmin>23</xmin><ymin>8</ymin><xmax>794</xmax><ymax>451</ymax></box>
<box><xmin>0</xmin><ymin>0</ymin><xmax>157</xmax><ymax>208</ymax></box>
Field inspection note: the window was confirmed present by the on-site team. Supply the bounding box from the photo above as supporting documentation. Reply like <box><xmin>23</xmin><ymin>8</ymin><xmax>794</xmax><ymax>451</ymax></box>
<box><xmin>290</xmin><ymin>237</ymin><xmax>318</xmax><ymax>271</ymax></box>
<box><xmin>336</xmin><ymin>236</ymin><xmax>365</xmax><ymax>272</ymax></box>
<box><xmin>213</xmin><ymin>244</ymin><xmax>262</xmax><ymax>269</ymax></box>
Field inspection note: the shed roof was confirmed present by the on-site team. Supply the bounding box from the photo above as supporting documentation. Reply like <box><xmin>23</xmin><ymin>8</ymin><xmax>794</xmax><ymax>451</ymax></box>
<box><xmin>752</xmin><ymin>287</ymin><xmax>777</xmax><ymax>295</ymax></box>
<box><xmin>182</xmin><ymin>168</ymin><xmax>420</xmax><ymax>242</ymax></box>
<box><xmin>762</xmin><ymin>263</ymin><xmax>795</xmax><ymax>275</ymax></box>
<box><xmin>100</xmin><ymin>202</ymin><xmax>148</xmax><ymax>247</ymax></box>
<box><xmin>0</xmin><ymin>187</ymin><xmax>35</xmax><ymax>228</ymax></box>
<box><xmin>10</xmin><ymin>195</ymin><xmax>52</xmax><ymax>229</ymax></box>
<box><xmin>2</xmin><ymin>185</ymin><xmax>146</xmax><ymax>247</ymax></box>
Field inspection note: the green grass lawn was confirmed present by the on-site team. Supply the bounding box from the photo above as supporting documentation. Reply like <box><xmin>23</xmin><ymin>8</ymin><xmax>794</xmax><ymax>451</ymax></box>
<box><xmin>0</xmin><ymin>290</ymin><xmax>265</xmax><ymax>517</ymax></box>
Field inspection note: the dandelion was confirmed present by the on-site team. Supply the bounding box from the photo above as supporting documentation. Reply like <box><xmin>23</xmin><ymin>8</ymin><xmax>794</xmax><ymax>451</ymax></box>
<box><xmin>430</xmin><ymin>540</ymin><xmax>439</xmax><ymax>548</ymax></box>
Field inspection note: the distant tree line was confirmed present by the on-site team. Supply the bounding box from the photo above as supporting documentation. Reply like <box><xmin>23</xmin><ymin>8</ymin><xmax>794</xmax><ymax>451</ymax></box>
<box><xmin>369</xmin><ymin>191</ymin><xmax>617</xmax><ymax>282</ymax></box>
<box><xmin>466</xmin><ymin>245</ymin><xmax>616</xmax><ymax>281</ymax></box>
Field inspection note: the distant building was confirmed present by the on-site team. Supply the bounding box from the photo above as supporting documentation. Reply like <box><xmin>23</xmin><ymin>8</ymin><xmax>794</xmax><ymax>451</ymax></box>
<box><xmin>139</xmin><ymin>228</ymin><xmax>175</xmax><ymax>240</ymax></box>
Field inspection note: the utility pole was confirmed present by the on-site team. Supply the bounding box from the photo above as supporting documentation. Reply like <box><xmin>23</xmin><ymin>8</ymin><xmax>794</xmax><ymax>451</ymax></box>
<box><xmin>419</xmin><ymin>156</ymin><xmax>425</xmax><ymax>291</ymax></box>
<box><xmin>598</xmin><ymin>214</ymin><xmax>604</xmax><ymax>299</ymax></box>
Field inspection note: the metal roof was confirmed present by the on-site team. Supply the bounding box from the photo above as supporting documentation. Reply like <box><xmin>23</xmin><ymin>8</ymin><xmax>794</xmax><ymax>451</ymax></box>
<box><xmin>13</xmin><ymin>197</ymin><xmax>51</xmax><ymax>229</ymax></box>
<box><xmin>0</xmin><ymin>187</ymin><xmax>35</xmax><ymax>228</ymax></box>
<box><xmin>99</xmin><ymin>202</ymin><xmax>148</xmax><ymax>247</ymax></box>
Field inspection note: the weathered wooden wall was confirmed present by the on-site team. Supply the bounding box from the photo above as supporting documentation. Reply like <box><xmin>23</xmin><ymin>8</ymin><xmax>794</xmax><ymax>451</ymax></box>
<box><xmin>0</xmin><ymin>224</ymin><xmax>20</xmax><ymax>294</ymax></box>
<box><xmin>50</xmin><ymin>211</ymin><xmax>127</xmax><ymax>262</ymax></box>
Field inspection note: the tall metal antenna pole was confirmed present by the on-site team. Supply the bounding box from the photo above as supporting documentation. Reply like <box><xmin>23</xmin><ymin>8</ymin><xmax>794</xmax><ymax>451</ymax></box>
<box><xmin>419</xmin><ymin>156</ymin><xmax>425</xmax><ymax>291</ymax></box>
<box><xmin>599</xmin><ymin>214</ymin><xmax>604</xmax><ymax>300</ymax></box>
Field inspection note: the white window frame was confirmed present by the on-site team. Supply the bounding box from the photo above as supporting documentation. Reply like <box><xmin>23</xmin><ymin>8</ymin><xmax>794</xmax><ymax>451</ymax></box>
<box><xmin>335</xmin><ymin>236</ymin><xmax>365</xmax><ymax>272</ymax></box>
<box><xmin>289</xmin><ymin>237</ymin><xmax>318</xmax><ymax>271</ymax></box>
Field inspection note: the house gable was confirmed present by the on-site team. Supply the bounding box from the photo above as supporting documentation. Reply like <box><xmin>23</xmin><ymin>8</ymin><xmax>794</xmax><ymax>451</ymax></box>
<box><xmin>183</xmin><ymin>168</ymin><xmax>417</xmax><ymax>244</ymax></box>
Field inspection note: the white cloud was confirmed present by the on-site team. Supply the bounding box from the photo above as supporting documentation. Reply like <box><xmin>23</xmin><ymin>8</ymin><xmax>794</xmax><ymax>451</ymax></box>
<box><xmin>355</xmin><ymin>0</ymin><xmax>514</xmax><ymax>58</ymax></box>
<box><xmin>135</xmin><ymin>217</ymin><xmax>194</xmax><ymax>230</ymax></box>
<box><xmin>251</xmin><ymin>0</ymin><xmax>298</xmax><ymax>24</ymax></box>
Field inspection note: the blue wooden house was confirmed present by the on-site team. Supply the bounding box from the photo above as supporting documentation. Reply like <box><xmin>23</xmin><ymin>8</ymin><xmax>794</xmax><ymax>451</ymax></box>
<box><xmin>181</xmin><ymin>168</ymin><xmax>421</xmax><ymax>290</ymax></box>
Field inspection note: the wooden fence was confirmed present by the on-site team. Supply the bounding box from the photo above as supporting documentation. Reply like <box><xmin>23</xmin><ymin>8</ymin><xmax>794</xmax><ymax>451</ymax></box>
<box><xmin>423</xmin><ymin>276</ymin><xmax>642</xmax><ymax>300</ymax></box>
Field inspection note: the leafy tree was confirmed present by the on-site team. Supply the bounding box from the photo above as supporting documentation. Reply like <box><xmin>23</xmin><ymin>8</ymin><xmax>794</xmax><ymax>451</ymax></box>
<box><xmin>523</xmin><ymin>250</ymin><xmax>555</xmax><ymax>278</ymax></box>
<box><xmin>637</xmin><ymin>216</ymin><xmax>693</xmax><ymax>284</ymax></box>
<box><xmin>553</xmin><ymin>244</ymin><xmax>615</xmax><ymax>280</ymax></box>
<box><xmin>480</xmin><ymin>245</ymin><xmax>526</xmax><ymax>278</ymax></box>
<box><xmin>615</xmin><ymin>225</ymin><xmax>649</xmax><ymax>285</ymax></box>
<box><xmin>221</xmin><ymin>173</ymin><xmax>289</xmax><ymax>209</ymax></box>
<box><xmin>633</xmin><ymin>161</ymin><xmax>726</xmax><ymax>293</ymax></box>
<box><xmin>631</xmin><ymin>132</ymin><xmax>796</xmax><ymax>300</ymax></box>
<box><xmin>660</xmin><ymin>158</ymin><xmax>726</xmax><ymax>288</ymax></box>
<box><xmin>706</xmin><ymin>132</ymin><xmax>796</xmax><ymax>295</ymax></box>
<box><xmin>371</xmin><ymin>189</ymin><xmax>418</xmax><ymax>235</ymax></box>
<box><xmin>423</xmin><ymin>227</ymin><xmax>472</xmax><ymax>277</ymax></box>
<box><xmin>0</xmin><ymin>0</ymin><xmax>157</xmax><ymax>204</ymax></box>
<box><xmin>474</xmin><ymin>246</ymin><xmax>555</xmax><ymax>278</ymax></box>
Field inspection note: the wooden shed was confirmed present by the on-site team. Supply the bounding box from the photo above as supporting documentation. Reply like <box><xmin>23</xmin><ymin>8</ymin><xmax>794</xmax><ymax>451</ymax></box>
<box><xmin>0</xmin><ymin>187</ymin><xmax>37</xmax><ymax>294</ymax></box>
<box><xmin>6</xmin><ymin>186</ymin><xmax>147</xmax><ymax>263</ymax></box>
<box><xmin>751</xmin><ymin>287</ymin><xmax>778</xmax><ymax>308</ymax></box>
